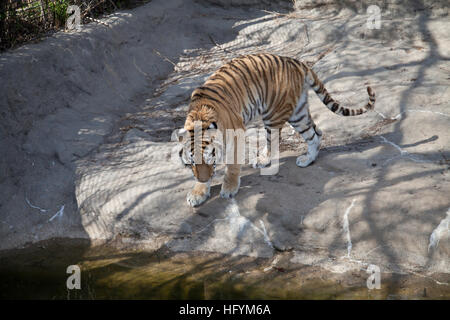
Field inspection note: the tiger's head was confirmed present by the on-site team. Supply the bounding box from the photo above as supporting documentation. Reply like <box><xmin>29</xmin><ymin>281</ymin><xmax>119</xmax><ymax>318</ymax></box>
<box><xmin>177</xmin><ymin>105</ymin><xmax>221</xmax><ymax>183</ymax></box>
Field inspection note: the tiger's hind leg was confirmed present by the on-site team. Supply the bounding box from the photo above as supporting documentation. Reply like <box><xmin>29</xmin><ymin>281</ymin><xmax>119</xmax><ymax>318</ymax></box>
<box><xmin>252</xmin><ymin>126</ymin><xmax>281</xmax><ymax>169</ymax></box>
<box><xmin>295</xmin><ymin>123</ymin><xmax>322</xmax><ymax>167</ymax></box>
<box><xmin>288</xmin><ymin>97</ymin><xmax>322</xmax><ymax>167</ymax></box>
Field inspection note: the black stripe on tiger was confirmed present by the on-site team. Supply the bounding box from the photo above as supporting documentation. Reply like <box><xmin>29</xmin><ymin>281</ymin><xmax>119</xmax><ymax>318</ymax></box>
<box><xmin>191</xmin><ymin>91</ymin><xmax>221</xmax><ymax>104</ymax></box>
<box><xmin>187</xmin><ymin>129</ymin><xmax>212</xmax><ymax>163</ymax></box>
<box><xmin>228</xmin><ymin>62</ymin><xmax>258</xmax><ymax>108</ymax></box>
<box><xmin>219</xmin><ymin>68</ymin><xmax>244</xmax><ymax>100</ymax></box>
<box><xmin>232</xmin><ymin>60</ymin><xmax>261</xmax><ymax>100</ymax></box>
<box><xmin>198</xmin><ymin>86</ymin><xmax>227</xmax><ymax>102</ymax></box>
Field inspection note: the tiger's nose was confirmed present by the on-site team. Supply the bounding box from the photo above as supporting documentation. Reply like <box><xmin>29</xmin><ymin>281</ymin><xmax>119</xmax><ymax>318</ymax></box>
<box><xmin>197</xmin><ymin>176</ymin><xmax>210</xmax><ymax>183</ymax></box>
<box><xmin>194</xmin><ymin>164</ymin><xmax>212</xmax><ymax>183</ymax></box>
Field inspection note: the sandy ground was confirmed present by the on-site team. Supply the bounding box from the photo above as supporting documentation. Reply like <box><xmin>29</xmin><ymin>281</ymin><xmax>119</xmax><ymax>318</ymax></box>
<box><xmin>0</xmin><ymin>0</ymin><xmax>449</xmax><ymax>286</ymax></box>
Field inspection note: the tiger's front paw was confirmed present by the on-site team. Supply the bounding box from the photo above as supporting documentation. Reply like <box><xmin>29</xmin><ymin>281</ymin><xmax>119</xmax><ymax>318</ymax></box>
<box><xmin>187</xmin><ymin>190</ymin><xmax>210</xmax><ymax>207</ymax></box>
<box><xmin>220</xmin><ymin>178</ymin><xmax>240</xmax><ymax>199</ymax></box>
<box><xmin>187</xmin><ymin>181</ymin><xmax>211</xmax><ymax>207</ymax></box>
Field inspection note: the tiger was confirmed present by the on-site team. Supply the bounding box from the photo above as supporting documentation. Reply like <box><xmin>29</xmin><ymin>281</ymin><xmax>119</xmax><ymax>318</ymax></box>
<box><xmin>176</xmin><ymin>53</ymin><xmax>375</xmax><ymax>207</ymax></box>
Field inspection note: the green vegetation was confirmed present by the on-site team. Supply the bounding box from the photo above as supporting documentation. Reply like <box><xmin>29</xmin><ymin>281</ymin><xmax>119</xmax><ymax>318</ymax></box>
<box><xmin>48</xmin><ymin>0</ymin><xmax>70</xmax><ymax>26</ymax></box>
<box><xmin>0</xmin><ymin>0</ymin><xmax>151</xmax><ymax>51</ymax></box>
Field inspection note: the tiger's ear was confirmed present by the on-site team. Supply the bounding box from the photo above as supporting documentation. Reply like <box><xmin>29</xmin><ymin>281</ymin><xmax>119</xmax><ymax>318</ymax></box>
<box><xmin>171</xmin><ymin>128</ymin><xmax>187</xmax><ymax>143</ymax></box>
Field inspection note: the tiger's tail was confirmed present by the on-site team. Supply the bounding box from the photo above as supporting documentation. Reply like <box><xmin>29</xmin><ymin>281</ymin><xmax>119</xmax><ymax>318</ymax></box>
<box><xmin>305</xmin><ymin>67</ymin><xmax>375</xmax><ymax>116</ymax></box>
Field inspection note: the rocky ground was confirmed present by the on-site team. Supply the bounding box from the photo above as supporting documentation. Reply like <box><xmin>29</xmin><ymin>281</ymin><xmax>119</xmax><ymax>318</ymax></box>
<box><xmin>0</xmin><ymin>0</ymin><xmax>449</xmax><ymax>297</ymax></box>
